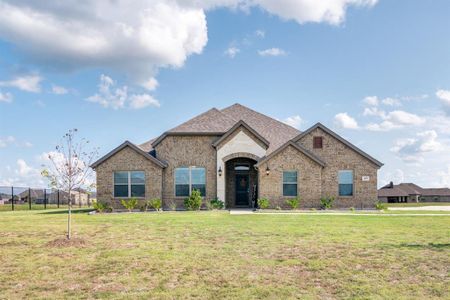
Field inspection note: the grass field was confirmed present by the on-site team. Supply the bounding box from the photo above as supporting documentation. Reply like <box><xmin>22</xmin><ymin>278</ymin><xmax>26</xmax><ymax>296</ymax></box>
<box><xmin>0</xmin><ymin>203</ymin><xmax>91</xmax><ymax>212</ymax></box>
<box><xmin>0</xmin><ymin>210</ymin><xmax>448</xmax><ymax>299</ymax></box>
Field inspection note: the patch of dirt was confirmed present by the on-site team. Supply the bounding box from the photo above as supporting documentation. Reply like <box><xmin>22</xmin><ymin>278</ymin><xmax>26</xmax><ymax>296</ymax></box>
<box><xmin>46</xmin><ymin>237</ymin><xmax>88</xmax><ymax>248</ymax></box>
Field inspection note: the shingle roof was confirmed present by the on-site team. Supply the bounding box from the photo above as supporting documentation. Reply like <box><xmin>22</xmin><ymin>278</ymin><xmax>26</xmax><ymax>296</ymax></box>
<box><xmin>139</xmin><ymin>138</ymin><xmax>156</xmax><ymax>152</ymax></box>
<box><xmin>151</xmin><ymin>103</ymin><xmax>300</xmax><ymax>153</ymax></box>
<box><xmin>378</xmin><ymin>183</ymin><xmax>450</xmax><ymax>197</ymax></box>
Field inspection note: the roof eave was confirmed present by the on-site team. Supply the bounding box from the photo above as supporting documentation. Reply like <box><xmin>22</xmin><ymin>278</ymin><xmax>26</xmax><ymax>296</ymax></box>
<box><xmin>212</xmin><ymin>120</ymin><xmax>270</xmax><ymax>149</ymax></box>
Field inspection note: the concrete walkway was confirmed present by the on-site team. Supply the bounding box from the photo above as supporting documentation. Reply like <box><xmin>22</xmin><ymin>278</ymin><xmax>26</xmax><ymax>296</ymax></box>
<box><xmin>388</xmin><ymin>206</ymin><xmax>450</xmax><ymax>211</ymax></box>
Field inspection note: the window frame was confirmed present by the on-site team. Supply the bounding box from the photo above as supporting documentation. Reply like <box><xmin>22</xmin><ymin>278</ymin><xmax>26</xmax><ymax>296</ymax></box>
<box><xmin>282</xmin><ymin>170</ymin><xmax>298</xmax><ymax>197</ymax></box>
<box><xmin>113</xmin><ymin>171</ymin><xmax>146</xmax><ymax>198</ymax></box>
<box><xmin>338</xmin><ymin>170</ymin><xmax>354</xmax><ymax>197</ymax></box>
<box><xmin>313</xmin><ymin>136</ymin><xmax>323</xmax><ymax>149</ymax></box>
<box><xmin>174</xmin><ymin>166</ymin><xmax>206</xmax><ymax>198</ymax></box>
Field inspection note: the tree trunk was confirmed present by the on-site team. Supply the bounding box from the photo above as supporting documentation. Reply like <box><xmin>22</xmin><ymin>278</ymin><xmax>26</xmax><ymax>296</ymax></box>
<box><xmin>67</xmin><ymin>190</ymin><xmax>72</xmax><ymax>240</ymax></box>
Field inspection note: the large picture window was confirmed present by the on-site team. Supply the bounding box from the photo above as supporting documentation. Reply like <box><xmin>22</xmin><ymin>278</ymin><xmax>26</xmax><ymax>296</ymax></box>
<box><xmin>114</xmin><ymin>171</ymin><xmax>145</xmax><ymax>198</ymax></box>
<box><xmin>175</xmin><ymin>167</ymin><xmax>206</xmax><ymax>197</ymax></box>
<box><xmin>338</xmin><ymin>170</ymin><xmax>353</xmax><ymax>196</ymax></box>
<box><xmin>283</xmin><ymin>171</ymin><xmax>298</xmax><ymax>197</ymax></box>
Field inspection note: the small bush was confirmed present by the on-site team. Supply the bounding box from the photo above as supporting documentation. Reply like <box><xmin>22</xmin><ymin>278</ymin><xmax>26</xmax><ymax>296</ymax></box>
<box><xmin>320</xmin><ymin>196</ymin><xmax>335</xmax><ymax>210</ymax></box>
<box><xmin>257</xmin><ymin>198</ymin><xmax>270</xmax><ymax>209</ymax></box>
<box><xmin>184</xmin><ymin>189</ymin><xmax>202</xmax><ymax>211</ymax></box>
<box><xmin>285</xmin><ymin>197</ymin><xmax>300</xmax><ymax>210</ymax></box>
<box><xmin>210</xmin><ymin>198</ymin><xmax>225</xmax><ymax>210</ymax></box>
<box><xmin>349</xmin><ymin>207</ymin><xmax>355</xmax><ymax>212</ymax></box>
<box><xmin>93</xmin><ymin>200</ymin><xmax>109</xmax><ymax>213</ymax></box>
<box><xmin>375</xmin><ymin>201</ymin><xmax>387</xmax><ymax>210</ymax></box>
<box><xmin>121</xmin><ymin>197</ymin><xmax>138</xmax><ymax>212</ymax></box>
<box><xmin>310</xmin><ymin>207</ymin><xmax>317</xmax><ymax>211</ymax></box>
<box><xmin>148</xmin><ymin>198</ymin><xmax>162</xmax><ymax>211</ymax></box>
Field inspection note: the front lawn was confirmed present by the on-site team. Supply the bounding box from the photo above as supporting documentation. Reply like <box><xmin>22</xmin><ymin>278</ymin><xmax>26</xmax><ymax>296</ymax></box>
<box><xmin>0</xmin><ymin>210</ymin><xmax>448</xmax><ymax>299</ymax></box>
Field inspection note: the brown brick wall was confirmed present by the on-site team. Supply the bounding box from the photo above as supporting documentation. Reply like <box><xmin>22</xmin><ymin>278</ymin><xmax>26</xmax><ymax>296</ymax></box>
<box><xmin>296</xmin><ymin>127</ymin><xmax>379</xmax><ymax>208</ymax></box>
<box><xmin>155</xmin><ymin>135</ymin><xmax>218</xmax><ymax>209</ymax></box>
<box><xmin>95</xmin><ymin>146</ymin><xmax>163</xmax><ymax>208</ymax></box>
<box><xmin>258</xmin><ymin>144</ymin><xmax>323</xmax><ymax>208</ymax></box>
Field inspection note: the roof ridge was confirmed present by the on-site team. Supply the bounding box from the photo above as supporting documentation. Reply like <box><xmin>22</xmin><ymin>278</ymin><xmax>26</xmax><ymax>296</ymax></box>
<box><xmin>221</xmin><ymin>103</ymin><xmax>301</xmax><ymax>133</ymax></box>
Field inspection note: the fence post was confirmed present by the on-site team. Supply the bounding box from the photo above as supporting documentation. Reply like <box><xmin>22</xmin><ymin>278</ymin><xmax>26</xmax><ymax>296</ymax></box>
<box><xmin>11</xmin><ymin>186</ymin><xmax>14</xmax><ymax>211</ymax></box>
<box><xmin>57</xmin><ymin>190</ymin><xmax>60</xmax><ymax>208</ymax></box>
<box><xmin>44</xmin><ymin>189</ymin><xmax>47</xmax><ymax>209</ymax></box>
<box><xmin>29</xmin><ymin>188</ymin><xmax>31</xmax><ymax>210</ymax></box>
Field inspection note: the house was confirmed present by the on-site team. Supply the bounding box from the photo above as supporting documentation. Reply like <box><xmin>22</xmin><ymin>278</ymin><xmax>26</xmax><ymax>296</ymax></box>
<box><xmin>378</xmin><ymin>182</ymin><xmax>450</xmax><ymax>203</ymax></box>
<box><xmin>92</xmin><ymin>103</ymin><xmax>383</xmax><ymax>209</ymax></box>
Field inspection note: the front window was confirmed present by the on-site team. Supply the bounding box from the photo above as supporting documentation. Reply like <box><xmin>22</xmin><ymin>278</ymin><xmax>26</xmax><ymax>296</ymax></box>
<box><xmin>114</xmin><ymin>171</ymin><xmax>145</xmax><ymax>198</ymax></box>
<box><xmin>283</xmin><ymin>171</ymin><xmax>298</xmax><ymax>197</ymax></box>
<box><xmin>175</xmin><ymin>167</ymin><xmax>206</xmax><ymax>197</ymax></box>
<box><xmin>338</xmin><ymin>170</ymin><xmax>353</xmax><ymax>196</ymax></box>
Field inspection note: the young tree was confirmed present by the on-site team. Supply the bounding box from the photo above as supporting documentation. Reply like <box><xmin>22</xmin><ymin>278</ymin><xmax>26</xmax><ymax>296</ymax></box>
<box><xmin>41</xmin><ymin>129</ymin><xmax>98</xmax><ymax>240</ymax></box>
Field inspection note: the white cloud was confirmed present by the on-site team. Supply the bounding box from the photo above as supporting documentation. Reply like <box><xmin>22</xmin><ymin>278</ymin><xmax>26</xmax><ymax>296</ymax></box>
<box><xmin>366</xmin><ymin>110</ymin><xmax>425</xmax><ymax>131</ymax></box>
<box><xmin>51</xmin><ymin>85</ymin><xmax>68</xmax><ymax>95</ymax></box>
<box><xmin>0</xmin><ymin>136</ymin><xmax>15</xmax><ymax>148</ymax></box>
<box><xmin>382</xmin><ymin>97</ymin><xmax>401</xmax><ymax>106</ymax></box>
<box><xmin>391</xmin><ymin>130</ymin><xmax>443</xmax><ymax>163</ymax></box>
<box><xmin>334</xmin><ymin>112</ymin><xmax>359</xmax><ymax>129</ymax></box>
<box><xmin>0</xmin><ymin>75</ymin><xmax>42</xmax><ymax>93</ymax></box>
<box><xmin>0</xmin><ymin>90</ymin><xmax>13</xmax><ymax>103</ymax></box>
<box><xmin>87</xmin><ymin>74</ymin><xmax>160</xmax><ymax>110</ymax></box>
<box><xmin>438</xmin><ymin>166</ymin><xmax>450</xmax><ymax>187</ymax></box>
<box><xmin>258</xmin><ymin>48</ymin><xmax>287</xmax><ymax>57</ymax></box>
<box><xmin>224</xmin><ymin>47</ymin><xmax>240</xmax><ymax>58</ymax></box>
<box><xmin>363</xmin><ymin>106</ymin><xmax>385</xmax><ymax>118</ymax></box>
<box><xmin>282</xmin><ymin>115</ymin><xmax>302</xmax><ymax>129</ymax></box>
<box><xmin>129</xmin><ymin>94</ymin><xmax>160</xmax><ymax>109</ymax></box>
<box><xmin>436</xmin><ymin>89</ymin><xmax>450</xmax><ymax>114</ymax></box>
<box><xmin>0</xmin><ymin>1</ymin><xmax>377</xmax><ymax>89</ymax></box>
<box><xmin>255</xmin><ymin>29</ymin><xmax>265</xmax><ymax>38</ymax></box>
<box><xmin>140</xmin><ymin>77</ymin><xmax>159</xmax><ymax>91</ymax></box>
<box><xmin>363</xmin><ymin>96</ymin><xmax>379</xmax><ymax>106</ymax></box>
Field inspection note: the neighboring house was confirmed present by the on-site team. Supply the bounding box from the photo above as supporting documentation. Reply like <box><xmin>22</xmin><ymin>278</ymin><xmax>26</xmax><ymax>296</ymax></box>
<box><xmin>378</xmin><ymin>182</ymin><xmax>450</xmax><ymax>203</ymax></box>
<box><xmin>92</xmin><ymin>104</ymin><xmax>383</xmax><ymax>209</ymax></box>
<box><xmin>18</xmin><ymin>189</ymin><xmax>90</xmax><ymax>205</ymax></box>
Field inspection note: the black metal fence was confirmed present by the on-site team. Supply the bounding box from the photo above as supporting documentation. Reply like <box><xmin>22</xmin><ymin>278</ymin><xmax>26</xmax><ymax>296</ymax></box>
<box><xmin>0</xmin><ymin>186</ymin><xmax>93</xmax><ymax>211</ymax></box>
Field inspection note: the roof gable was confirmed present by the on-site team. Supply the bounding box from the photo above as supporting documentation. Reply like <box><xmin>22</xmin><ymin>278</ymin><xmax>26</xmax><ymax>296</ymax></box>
<box><xmin>255</xmin><ymin>141</ymin><xmax>326</xmax><ymax>167</ymax></box>
<box><xmin>212</xmin><ymin>120</ymin><xmax>270</xmax><ymax>149</ymax></box>
<box><xmin>293</xmin><ymin>123</ymin><xmax>383</xmax><ymax>168</ymax></box>
<box><xmin>91</xmin><ymin>141</ymin><xmax>167</xmax><ymax>169</ymax></box>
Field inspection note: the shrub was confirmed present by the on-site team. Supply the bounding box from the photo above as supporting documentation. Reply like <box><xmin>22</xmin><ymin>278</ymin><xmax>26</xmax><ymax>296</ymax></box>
<box><xmin>148</xmin><ymin>198</ymin><xmax>162</xmax><ymax>211</ymax></box>
<box><xmin>210</xmin><ymin>198</ymin><xmax>225</xmax><ymax>210</ymax></box>
<box><xmin>285</xmin><ymin>197</ymin><xmax>300</xmax><ymax>210</ymax></box>
<box><xmin>184</xmin><ymin>189</ymin><xmax>202</xmax><ymax>211</ymax></box>
<box><xmin>257</xmin><ymin>198</ymin><xmax>270</xmax><ymax>209</ymax></box>
<box><xmin>375</xmin><ymin>201</ymin><xmax>387</xmax><ymax>210</ymax></box>
<box><xmin>320</xmin><ymin>196</ymin><xmax>335</xmax><ymax>210</ymax></box>
<box><xmin>121</xmin><ymin>197</ymin><xmax>138</xmax><ymax>212</ymax></box>
<box><xmin>349</xmin><ymin>207</ymin><xmax>355</xmax><ymax>212</ymax></box>
<box><xmin>93</xmin><ymin>200</ymin><xmax>109</xmax><ymax>213</ymax></box>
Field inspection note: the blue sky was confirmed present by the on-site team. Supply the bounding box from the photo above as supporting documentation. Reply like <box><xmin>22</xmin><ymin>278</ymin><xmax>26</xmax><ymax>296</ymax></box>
<box><xmin>0</xmin><ymin>0</ymin><xmax>450</xmax><ymax>188</ymax></box>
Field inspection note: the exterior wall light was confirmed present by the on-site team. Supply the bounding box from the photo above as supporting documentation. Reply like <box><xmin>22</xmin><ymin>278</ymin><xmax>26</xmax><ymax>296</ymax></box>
<box><xmin>218</xmin><ymin>166</ymin><xmax>223</xmax><ymax>177</ymax></box>
<box><xmin>265</xmin><ymin>166</ymin><xmax>270</xmax><ymax>176</ymax></box>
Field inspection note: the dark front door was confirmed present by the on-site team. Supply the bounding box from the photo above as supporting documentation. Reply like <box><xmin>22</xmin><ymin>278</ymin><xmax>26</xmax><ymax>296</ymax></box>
<box><xmin>235</xmin><ymin>174</ymin><xmax>249</xmax><ymax>206</ymax></box>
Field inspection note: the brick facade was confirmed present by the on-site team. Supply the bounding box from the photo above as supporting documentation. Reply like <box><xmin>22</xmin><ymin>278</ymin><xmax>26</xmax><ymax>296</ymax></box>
<box><xmin>296</xmin><ymin>127</ymin><xmax>379</xmax><ymax>208</ymax></box>
<box><xmin>258</xmin><ymin>144</ymin><xmax>323</xmax><ymax>208</ymax></box>
<box><xmin>155</xmin><ymin>135</ymin><xmax>218</xmax><ymax>209</ymax></box>
<box><xmin>96</xmin><ymin>146</ymin><xmax>163</xmax><ymax>208</ymax></box>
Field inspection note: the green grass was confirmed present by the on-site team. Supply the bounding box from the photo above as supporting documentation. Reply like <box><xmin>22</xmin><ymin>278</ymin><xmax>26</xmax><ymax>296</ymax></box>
<box><xmin>386</xmin><ymin>202</ymin><xmax>450</xmax><ymax>207</ymax></box>
<box><xmin>0</xmin><ymin>203</ymin><xmax>90</xmax><ymax>212</ymax></box>
<box><xmin>0</xmin><ymin>210</ymin><xmax>449</xmax><ymax>299</ymax></box>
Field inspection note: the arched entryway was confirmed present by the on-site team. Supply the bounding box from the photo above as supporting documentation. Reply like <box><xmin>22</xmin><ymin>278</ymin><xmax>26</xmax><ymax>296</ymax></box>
<box><xmin>225</xmin><ymin>157</ymin><xmax>258</xmax><ymax>208</ymax></box>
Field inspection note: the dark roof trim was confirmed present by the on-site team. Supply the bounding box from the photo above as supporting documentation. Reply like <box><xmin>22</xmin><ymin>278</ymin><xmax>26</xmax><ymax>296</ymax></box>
<box><xmin>212</xmin><ymin>120</ymin><xmax>270</xmax><ymax>149</ymax></box>
<box><xmin>91</xmin><ymin>141</ymin><xmax>167</xmax><ymax>169</ymax></box>
<box><xmin>151</xmin><ymin>131</ymin><xmax>225</xmax><ymax>148</ymax></box>
<box><xmin>255</xmin><ymin>141</ymin><xmax>326</xmax><ymax>168</ymax></box>
<box><xmin>292</xmin><ymin>122</ymin><xmax>384</xmax><ymax>168</ymax></box>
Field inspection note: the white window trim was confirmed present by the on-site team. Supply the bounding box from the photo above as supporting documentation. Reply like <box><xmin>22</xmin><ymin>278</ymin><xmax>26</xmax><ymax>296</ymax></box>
<box><xmin>113</xmin><ymin>171</ymin><xmax>145</xmax><ymax>198</ymax></box>
<box><xmin>282</xmin><ymin>170</ymin><xmax>298</xmax><ymax>197</ymax></box>
<box><xmin>174</xmin><ymin>166</ymin><xmax>206</xmax><ymax>198</ymax></box>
